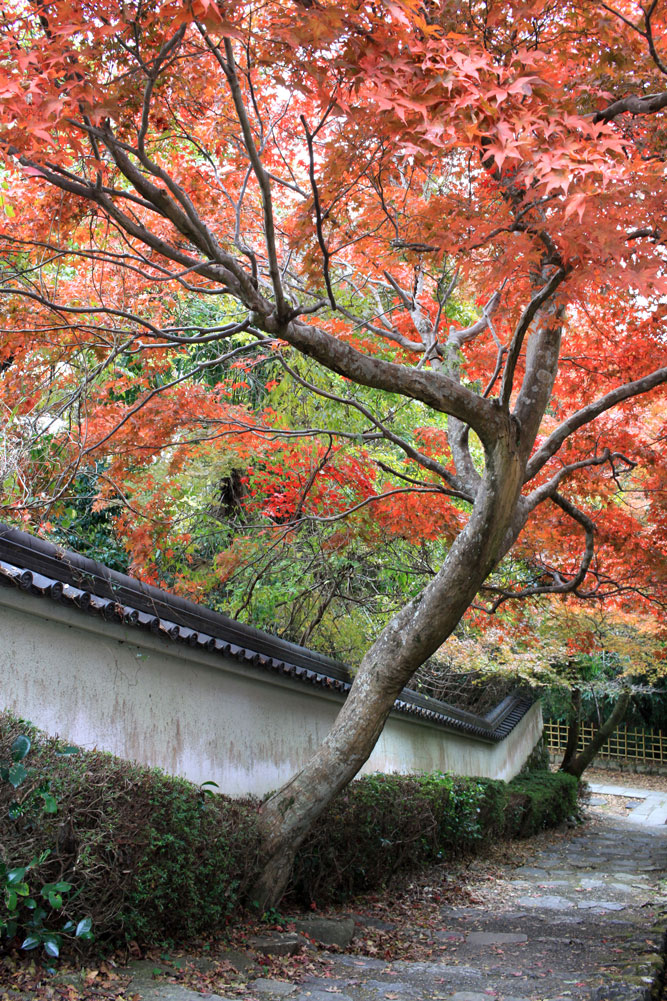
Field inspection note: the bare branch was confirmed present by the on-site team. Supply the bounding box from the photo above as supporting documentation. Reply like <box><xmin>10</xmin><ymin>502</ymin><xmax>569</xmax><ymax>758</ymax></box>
<box><xmin>301</xmin><ymin>109</ymin><xmax>338</xmax><ymax>310</ymax></box>
<box><xmin>525</xmin><ymin>366</ymin><xmax>667</xmax><ymax>482</ymax></box>
<box><xmin>287</xmin><ymin>485</ymin><xmax>447</xmax><ymax>526</ymax></box>
<box><xmin>485</xmin><ymin>492</ymin><xmax>595</xmax><ymax>609</ymax></box>
<box><xmin>446</xmin><ymin>287</ymin><xmax>502</xmax><ymax>350</ymax></box>
<box><xmin>594</xmin><ymin>90</ymin><xmax>667</xmax><ymax>123</ymax></box>
<box><xmin>644</xmin><ymin>0</ymin><xmax>667</xmax><ymax>76</ymax></box>
<box><xmin>277</xmin><ymin>354</ymin><xmax>473</xmax><ymax>499</ymax></box>
<box><xmin>137</xmin><ymin>27</ymin><xmax>187</xmax><ymax>152</ymax></box>
<box><xmin>523</xmin><ymin>448</ymin><xmax>615</xmax><ymax>512</ymax></box>
<box><xmin>193</xmin><ymin>26</ymin><xmax>288</xmax><ymax>318</ymax></box>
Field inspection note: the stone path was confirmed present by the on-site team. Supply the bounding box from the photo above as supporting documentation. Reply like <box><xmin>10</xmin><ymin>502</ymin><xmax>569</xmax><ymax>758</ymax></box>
<box><xmin>120</xmin><ymin>803</ymin><xmax>667</xmax><ymax>1001</ymax></box>
<box><xmin>588</xmin><ymin>783</ymin><xmax>667</xmax><ymax>827</ymax></box>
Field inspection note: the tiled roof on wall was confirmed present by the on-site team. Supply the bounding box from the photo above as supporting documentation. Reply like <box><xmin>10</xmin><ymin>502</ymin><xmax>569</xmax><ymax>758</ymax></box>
<box><xmin>0</xmin><ymin>523</ymin><xmax>532</xmax><ymax>742</ymax></box>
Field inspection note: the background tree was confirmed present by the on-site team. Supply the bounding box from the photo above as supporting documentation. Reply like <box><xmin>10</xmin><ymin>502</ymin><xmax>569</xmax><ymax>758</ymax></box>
<box><xmin>1</xmin><ymin>0</ymin><xmax>666</xmax><ymax>903</ymax></box>
<box><xmin>421</xmin><ymin>602</ymin><xmax>663</xmax><ymax>778</ymax></box>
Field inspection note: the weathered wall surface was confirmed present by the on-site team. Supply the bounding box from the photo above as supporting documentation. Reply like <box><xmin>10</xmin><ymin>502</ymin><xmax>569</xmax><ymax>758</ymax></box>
<box><xmin>0</xmin><ymin>589</ymin><xmax>542</xmax><ymax>795</ymax></box>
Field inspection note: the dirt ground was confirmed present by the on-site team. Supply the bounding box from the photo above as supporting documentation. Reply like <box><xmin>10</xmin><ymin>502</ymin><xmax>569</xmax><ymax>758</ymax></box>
<box><xmin>582</xmin><ymin>765</ymin><xmax>667</xmax><ymax>790</ymax></box>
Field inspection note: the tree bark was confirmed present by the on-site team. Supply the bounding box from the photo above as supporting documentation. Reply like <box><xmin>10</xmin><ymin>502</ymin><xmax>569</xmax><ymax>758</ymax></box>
<box><xmin>251</xmin><ymin>430</ymin><xmax>528</xmax><ymax>909</ymax></box>
<box><xmin>560</xmin><ymin>690</ymin><xmax>631</xmax><ymax>780</ymax></box>
<box><xmin>560</xmin><ymin>686</ymin><xmax>582</xmax><ymax>773</ymax></box>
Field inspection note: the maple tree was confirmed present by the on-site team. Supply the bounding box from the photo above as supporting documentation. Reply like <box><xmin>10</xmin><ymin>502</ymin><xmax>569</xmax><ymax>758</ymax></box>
<box><xmin>1</xmin><ymin>0</ymin><xmax>666</xmax><ymax>903</ymax></box>
<box><xmin>421</xmin><ymin>600</ymin><xmax>664</xmax><ymax>777</ymax></box>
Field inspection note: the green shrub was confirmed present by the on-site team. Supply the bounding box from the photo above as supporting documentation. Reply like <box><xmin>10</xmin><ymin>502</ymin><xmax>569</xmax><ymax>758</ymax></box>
<box><xmin>0</xmin><ymin>730</ymin><xmax>96</xmax><ymax>965</ymax></box>
<box><xmin>288</xmin><ymin>768</ymin><xmax>576</xmax><ymax>905</ymax></box>
<box><xmin>505</xmin><ymin>771</ymin><xmax>578</xmax><ymax>838</ymax></box>
<box><xmin>1</xmin><ymin>712</ymin><xmax>577</xmax><ymax>949</ymax></box>
<box><xmin>0</xmin><ymin>712</ymin><xmax>259</xmax><ymax>949</ymax></box>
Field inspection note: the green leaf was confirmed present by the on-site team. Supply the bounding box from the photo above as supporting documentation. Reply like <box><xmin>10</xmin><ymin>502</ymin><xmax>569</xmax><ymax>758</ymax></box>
<box><xmin>55</xmin><ymin>746</ymin><xmax>79</xmax><ymax>757</ymax></box>
<box><xmin>42</xmin><ymin>935</ymin><xmax>60</xmax><ymax>958</ymax></box>
<box><xmin>52</xmin><ymin>882</ymin><xmax>72</xmax><ymax>893</ymax></box>
<box><xmin>41</xmin><ymin>794</ymin><xmax>58</xmax><ymax>814</ymax></box>
<box><xmin>47</xmin><ymin>891</ymin><xmax>63</xmax><ymax>908</ymax></box>
<box><xmin>10</xmin><ymin>736</ymin><xmax>31</xmax><ymax>762</ymax></box>
<box><xmin>6</xmin><ymin>891</ymin><xmax>17</xmax><ymax>911</ymax></box>
<box><xmin>8</xmin><ymin>802</ymin><xmax>24</xmax><ymax>820</ymax></box>
<box><xmin>7</xmin><ymin>763</ymin><xmax>27</xmax><ymax>788</ymax></box>
<box><xmin>62</xmin><ymin>921</ymin><xmax>75</xmax><ymax>934</ymax></box>
<box><xmin>7</xmin><ymin>868</ymin><xmax>27</xmax><ymax>886</ymax></box>
<box><xmin>21</xmin><ymin>935</ymin><xmax>41</xmax><ymax>950</ymax></box>
<box><xmin>75</xmin><ymin>917</ymin><xmax>92</xmax><ymax>937</ymax></box>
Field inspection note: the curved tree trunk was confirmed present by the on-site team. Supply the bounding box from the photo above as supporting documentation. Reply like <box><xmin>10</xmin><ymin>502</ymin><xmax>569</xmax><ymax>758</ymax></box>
<box><xmin>560</xmin><ymin>690</ymin><xmax>631</xmax><ymax>780</ymax></box>
<box><xmin>250</xmin><ymin>285</ymin><xmax>566</xmax><ymax>909</ymax></box>
<box><xmin>251</xmin><ymin>435</ymin><xmax>526</xmax><ymax>909</ymax></box>
<box><xmin>560</xmin><ymin>686</ymin><xmax>582</xmax><ymax>773</ymax></box>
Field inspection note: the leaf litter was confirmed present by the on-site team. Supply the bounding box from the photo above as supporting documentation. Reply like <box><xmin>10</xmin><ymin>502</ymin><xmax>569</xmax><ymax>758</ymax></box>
<box><xmin>0</xmin><ymin>820</ymin><xmax>585</xmax><ymax>1001</ymax></box>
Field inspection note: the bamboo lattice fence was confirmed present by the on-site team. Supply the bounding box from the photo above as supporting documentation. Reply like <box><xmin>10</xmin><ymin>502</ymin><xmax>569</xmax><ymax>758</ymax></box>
<box><xmin>544</xmin><ymin>721</ymin><xmax>667</xmax><ymax>764</ymax></box>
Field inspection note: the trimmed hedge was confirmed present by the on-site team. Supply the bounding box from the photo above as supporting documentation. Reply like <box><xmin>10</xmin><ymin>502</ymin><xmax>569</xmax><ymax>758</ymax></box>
<box><xmin>0</xmin><ymin>711</ymin><xmax>578</xmax><ymax>951</ymax></box>
<box><xmin>0</xmin><ymin>713</ymin><xmax>260</xmax><ymax>947</ymax></box>
<box><xmin>290</xmin><ymin>769</ymin><xmax>577</xmax><ymax>904</ymax></box>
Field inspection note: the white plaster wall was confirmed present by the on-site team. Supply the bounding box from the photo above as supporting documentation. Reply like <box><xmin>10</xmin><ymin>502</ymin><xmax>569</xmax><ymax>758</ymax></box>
<box><xmin>0</xmin><ymin>590</ymin><xmax>542</xmax><ymax>795</ymax></box>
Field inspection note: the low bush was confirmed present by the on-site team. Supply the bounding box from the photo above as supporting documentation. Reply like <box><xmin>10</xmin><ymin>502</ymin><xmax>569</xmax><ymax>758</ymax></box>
<box><xmin>0</xmin><ymin>711</ymin><xmax>577</xmax><ymax>951</ymax></box>
<box><xmin>289</xmin><ymin>769</ymin><xmax>577</xmax><ymax>904</ymax></box>
<box><xmin>0</xmin><ymin>712</ymin><xmax>259</xmax><ymax>950</ymax></box>
<box><xmin>505</xmin><ymin>771</ymin><xmax>578</xmax><ymax>838</ymax></box>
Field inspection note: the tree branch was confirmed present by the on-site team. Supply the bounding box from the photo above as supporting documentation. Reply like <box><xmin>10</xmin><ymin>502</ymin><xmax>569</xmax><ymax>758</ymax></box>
<box><xmin>500</xmin><ymin>267</ymin><xmax>567</xmax><ymax>410</ymax></box>
<box><xmin>523</xmin><ymin>448</ymin><xmax>614</xmax><ymax>512</ymax></box>
<box><xmin>485</xmin><ymin>492</ymin><xmax>595</xmax><ymax>609</ymax></box>
<box><xmin>277</xmin><ymin>354</ymin><xmax>473</xmax><ymax>499</ymax></box>
<box><xmin>525</xmin><ymin>366</ymin><xmax>667</xmax><ymax>482</ymax></box>
<box><xmin>594</xmin><ymin>90</ymin><xmax>667</xmax><ymax>123</ymax></box>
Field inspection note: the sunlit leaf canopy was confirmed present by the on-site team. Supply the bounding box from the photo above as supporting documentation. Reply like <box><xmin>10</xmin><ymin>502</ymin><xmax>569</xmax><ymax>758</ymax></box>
<box><xmin>0</xmin><ymin>0</ymin><xmax>665</xmax><ymax>659</ymax></box>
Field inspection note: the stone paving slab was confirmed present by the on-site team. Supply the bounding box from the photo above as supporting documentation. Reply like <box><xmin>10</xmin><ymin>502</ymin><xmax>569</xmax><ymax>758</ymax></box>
<box><xmin>588</xmin><ymin>783</ymin><xmax>651</xmax><ymax>799</ymax></box>
<box><xmin>119</xmin><ymin>806</ymin><xmax>667</xmax><ymax>1001</ymax></box>
<box><xmin>588</xmin><ymin>783</ymin><xmax>667</xmax><ymax>826</ymax></box>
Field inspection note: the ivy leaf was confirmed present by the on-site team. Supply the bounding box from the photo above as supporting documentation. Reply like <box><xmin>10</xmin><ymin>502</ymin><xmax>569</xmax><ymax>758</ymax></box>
<box><xmin>6</xmin><ymin>867</ymin><xmax>27</xmax><ymax>886</ymax></box>
<box><xmin>42</xmin><ymin>935</ymin><xmax>61</xmax><ymax>958</ymax></box>
<box><xmin>41</xmin><ymin>793</ymin><xmax>58</xmax><ymax>814</ymax></box>
<box><xmin>75</xmin><ymin>917</ymin><xmax>93</xmax><ymax>937</ymax></box>
<box><xmin>10</xmin><ymin>736</ymin><xmax>31</xmax><ymax>762</ymax></box>
<box><xmin>7</xmin><ymin>763</ymin><xmax>27</xmax><ymax>788</ymax></box>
